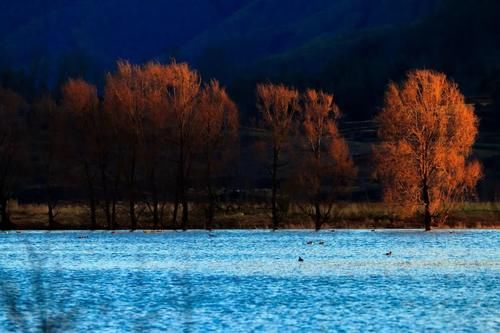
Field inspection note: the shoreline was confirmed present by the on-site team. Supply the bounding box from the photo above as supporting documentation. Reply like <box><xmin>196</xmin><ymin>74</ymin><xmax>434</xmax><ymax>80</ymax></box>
<box><xmin>3</xmin><ymin>224</ymin><xmax>500</xmax><ymax>231</ymax></box>
<box><xmin>3</xmin><ymin>202</ymin><xmax>500</xmax><ymax>231</ymax></box>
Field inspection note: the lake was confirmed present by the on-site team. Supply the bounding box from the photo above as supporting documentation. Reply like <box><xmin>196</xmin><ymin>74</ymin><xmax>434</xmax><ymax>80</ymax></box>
<box><xmin>0</xmin><ymin>230</ymin><xmax>498</xmax><ymax>332</ymax></box>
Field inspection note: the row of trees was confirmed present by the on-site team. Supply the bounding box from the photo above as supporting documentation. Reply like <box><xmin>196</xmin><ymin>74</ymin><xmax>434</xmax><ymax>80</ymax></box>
<box><xmin>1</xmin><ymin>61</ymin><xmax>239</xmax><ymax>230</ymax></box>
<box><xmin>0</xmin><ymin>63</ymin><xmax>482</xmax><ymax>231</ymax></box>
<box><xmin>255</xmin><ymin>84</ymin><xmax>356</xmax><ymax>230</ymax></box>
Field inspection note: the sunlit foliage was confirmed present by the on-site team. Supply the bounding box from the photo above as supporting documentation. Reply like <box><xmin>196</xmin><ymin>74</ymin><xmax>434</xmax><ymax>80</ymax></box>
<box><xmin>256</xmin><ymin>83</ymin><xmax>299</xmax><ymax>230</ymax></box>
<box><xmin>374</xmin><ymin>70</ymin><xmax>482</xmax><ymax>230</ymax></box>
<box><xmin>295</xmin><ymin>89</ymin><xmax>356</xmax><ymax>230</ymax></box>
<box><xmin>198</xmin><ymin>80</ymin><xmax>239</xmax><ymax>229</ymax></box>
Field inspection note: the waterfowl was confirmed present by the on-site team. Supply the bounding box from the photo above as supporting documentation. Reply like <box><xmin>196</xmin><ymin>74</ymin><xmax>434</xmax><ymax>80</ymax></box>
<box><xmin>385</xmin><ymin>251</ymin><xmax>392</xmax><ymax>256</ymax></box>
<box><xmin>318</xmin><ymin>241</ymin><xmax>325</xmax><ymax>245</ymax></box>
<box><xmin>306</xmin><ymin>241</ymin><xmax>314</xmax><ymax>245</ymax></box>
<box><xmin>298</xmin><ymin>257</ymin><xmax>304</xmax><ymax>262</ymax></box>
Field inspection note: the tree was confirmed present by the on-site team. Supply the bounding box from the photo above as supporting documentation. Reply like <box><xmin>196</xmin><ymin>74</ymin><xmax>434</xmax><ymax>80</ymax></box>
<box><xmin>139</xmin><ymin>62</ymin><xmax>171</xmax><ymax>228</ymax></box>
<box><xmin>256</xmin><ymin>83</ymin><xmax>299</xmax><ymax>230</ymax></box>
<box><xmin>31</xmin><ymin>94</ymin><xmax>65</xmax><ymax>229</ymax></box>
<box><xmin>61</xmin><ymin>78</ymin><xmax>100</xmax><ymax>229</ymax></box>
<box><xmin>374</xmin><ymin>69</ymin><xmax>482</xmax><ymax>231</ymax></box>
<box><xmin>295</xmin><ymin>89</ymin><xmax>356</xmax><ymax>230</ymax></box>
<box><xmin>198</xmin><ymin>80</ymin><xmax>239</xmax><ymax>230</ymax></box>
<box><xmin>0</xmin><ymin>88</ymin><xmax>27</xmax><ymax>228</ymax></box>
<box><xmin>164</xmin><ymin>61</ymin><xmax>201</xmax><ymax>230</ymax></box>
<box><xmin>104</xmin><ymin>61</ymin><xmax>150</xmax><ymax>229</ymax></box>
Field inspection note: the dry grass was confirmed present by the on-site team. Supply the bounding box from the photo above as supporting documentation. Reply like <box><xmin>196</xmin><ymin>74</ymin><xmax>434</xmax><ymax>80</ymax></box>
<box><xmin>5</xmin><ymin>201</ymin><xmax>500</xmax><ymax>230</ymax></box>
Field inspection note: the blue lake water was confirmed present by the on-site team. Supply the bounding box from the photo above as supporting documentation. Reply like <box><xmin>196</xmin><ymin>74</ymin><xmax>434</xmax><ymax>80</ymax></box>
<box><xmin>0</xmin><ymin>230</ymin><xmax>498</xmax><ymax>332</ymax></box>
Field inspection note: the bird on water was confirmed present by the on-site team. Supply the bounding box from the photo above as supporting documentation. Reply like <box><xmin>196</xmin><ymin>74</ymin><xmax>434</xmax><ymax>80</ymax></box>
<box><xmin>298</xmin><ymin>257</ymin><xmax>304</xmax><ymax>262</ymax></box>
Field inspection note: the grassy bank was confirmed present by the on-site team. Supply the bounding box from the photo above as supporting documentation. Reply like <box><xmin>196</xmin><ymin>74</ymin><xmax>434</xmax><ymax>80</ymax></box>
<box><xmin>4</xmin><ymin>201</ymin><xmax>500</xmax><ymax>230</ymax></box>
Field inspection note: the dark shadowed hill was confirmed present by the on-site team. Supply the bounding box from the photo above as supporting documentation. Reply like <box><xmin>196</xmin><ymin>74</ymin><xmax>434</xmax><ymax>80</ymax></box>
<box><xmin>0</xmin><ymin>0</ymin><xmax>254</xmax><ymax>86</ymax></box>
<box><xmin>0</xmin><ymin>0</ymin><xmax>437</xmax><ymax>87</ymax></box>
<box><xmin>1</xmin><ymin>0</ymin><xmax>499</xmax><ymax>124</ymax></box>
<box><xmin>182</xmin><ymin>0</ymin><xmax>437</xmax><ymax>76</ymax></box>
<box><xmin>225</xmin><ymin>0</ymin><xmax>500</xmax><ymax>122</ymax></box>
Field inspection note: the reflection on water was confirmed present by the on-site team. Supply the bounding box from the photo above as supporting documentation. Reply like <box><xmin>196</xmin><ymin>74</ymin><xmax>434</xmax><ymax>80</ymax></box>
<box><xmin>0</xmin><ymin>230</ymin><xmax>499</xmax><ymax>332</ymax></box>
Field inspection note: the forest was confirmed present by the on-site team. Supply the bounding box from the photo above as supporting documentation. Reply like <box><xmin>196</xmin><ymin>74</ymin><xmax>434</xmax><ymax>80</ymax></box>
<box><xmin>0</xmin><ymin>60</ymin><xmax>496</xmax><ymax>231</ymax></box>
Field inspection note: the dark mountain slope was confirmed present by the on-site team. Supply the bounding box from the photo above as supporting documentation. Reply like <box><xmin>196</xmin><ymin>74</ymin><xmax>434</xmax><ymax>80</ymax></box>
<box><xmin>226</xmin><ymin>0</ymin><xmax>500</xmax><ymax>122</ymax></box>
<box><xmin>183</xmin><ymin>0</ymin><xmax>437</xmax><ymax>74</ymax></box>
<box><xmin>0</xmin><ymin>0</ymin><xmax>437</xmax><ymax>86</ymax></box>
<box><xmin>2</xmin><ymin>0</ymin><xmax>497</xmax><ymax>125</ymax></box>
<box><xmin>0</xmin><ymin>0</ymin><xmax>254</xmax><ymax>86</ymax></box>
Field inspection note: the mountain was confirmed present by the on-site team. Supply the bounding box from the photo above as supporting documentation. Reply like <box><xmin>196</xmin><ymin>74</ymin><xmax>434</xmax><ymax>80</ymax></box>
<box><xmin>1</xmin><ymin>0</ymin><xmax>499</xmax><ymax>123</ymax></box>
<box><xmin>182</xmin><ymin>0</ymin><xmax>436</xmax><ymax>75</ymax></box>
<box><xmin>224</xmin><ymin>0</ymin><xmax>500</xmax><ymax>121</ymax></box>
<box><xmin>0</xmin><ymin>0</ymin><xmax>254</xmax><ymax>86</ymax></box>
<box><xmin>0</xmin><ymin>0</ymin><xmax>437</xmax><ymax>86</ymax></box>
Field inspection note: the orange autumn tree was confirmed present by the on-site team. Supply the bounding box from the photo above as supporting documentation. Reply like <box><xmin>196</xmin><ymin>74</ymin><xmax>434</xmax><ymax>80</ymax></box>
<box><xmin>374</xmin><ymin>70</ymin><xmax>482</xmax><ymax>231</ymax></box>
<box><xmin>61</xmin><ymin>78</ymin><xmax>100</xmax><ymax>229</ymax></box>
<box><xmin>139</xmin><ymin>62</ymin><xmax>171</xmax><ymax>228</ymax></box>
<box><xmin>105</xmin><ymin>61</ymin><xmax>175</xmax><ymax>229</ymax></box>
<box><xmin>104</xmin><ymin>60</ymin><xmax>150</xmax><ymax>229</ymax></box>
<box><xmin>198</xmin><ymin>80</ymin><xmax>239</xmax><ymax>230</ymax></box>
<box><xmin>164</xmin><ymin>61</ymin><xmax>201</xmax><ymax>230</ymax></box>
<box><xmin>256</xmin><ymin>83</ymin><xmax>299</xmax><ymax>230</ymax></box>
<box><xmin>296</xmin><ymin>89</ymin><xmax>356</xmax><ymax>231</ymax></box>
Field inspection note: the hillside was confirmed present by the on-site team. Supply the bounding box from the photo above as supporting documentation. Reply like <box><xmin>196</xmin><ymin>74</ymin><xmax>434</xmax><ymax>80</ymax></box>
<box><xmin>0</xmin><ymin>0</ymin><xmax>437</xmax><ymax>87</ymax></box>
<box><xmin>225</xmin><ymin>0</ymin><xmax>500</xmax><ymax>122</ymax></box>
<box><xmin>182</xmin><ymin>0</ymin><xmax>436</xmax><ymax>75</ymax></box>
<box><xmin>0</xmin><ymin>0</ymin><xmax>253</xmax><ymax>85</ymax></box>
<box><xmin>0</xmin><ymin>0</ymin><xmax>499</xmax><ymax>125</ymax></box>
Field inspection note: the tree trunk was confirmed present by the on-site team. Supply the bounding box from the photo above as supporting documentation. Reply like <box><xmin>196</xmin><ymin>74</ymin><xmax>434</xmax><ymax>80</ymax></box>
<box><xmin>48</xmin><ymin>201</ymin><xmax>56</xmax><ymax>229</ymax></box>
<box><xmin>85</xmin><ymin>163</ymin><xmax>97</xmax><ymax>229</ymax></box>
<box><xmin>172</xmin><ymin>192</ymin><xmax>179</xmax><ymax>229</ymax></box>
<box><xmin>206</xmin><ymin>191</ymin><xmax>215</xmax><ymax>231</ymax></box>
<box><xmin>314</xmin><ymin>199</ymin><xmax>321</xmax><ymax>231</ymax></box>
<box><xmin>271</xmin><ymin>148</ymin><xmax>279</xmax><ymax>230</ymax></box>
<box><xmin>314</xmin><ymin>152</ymin><xmax>322</xmax><ymax>231</ymax></box>
<box><xmin>206</xmin><ymin>201</ymin><xmax>214</xmax><ymax>231</ymax></box>
<box><xmin>150</xmin><ymin>169</ymin><xmax>159</xmax><ymax>229</ymax></box>
<box><xmin>422</xmin><ymin>181</ymin><xmax>432</xmax><ymax>231</ymax></box>
<box><xmin>89</xmin><ymin>197</ymin><xmax>97</xmax><ymax>230</ymax></box>
<box><xmin>111</xmin><ymin>171</ymin><xmax>120</xmax><ymax>229</ymax></box>
<box><xmin>172</xmin><ymin>154</ymin><xmax>182</xmax><ymax>229</ymax></box>
<box><xmin>129</xmin><ymin>152</ymin><xmax>137</xmax><ymax>230</ymax></box>
<box><xmin>181</xmin><ymin>195</ymin><xmax>188</xmax><ymax>231</ymax></box>
<box><xmin>424</xmin><ymin>204</ymin><xmax>432</xmax><ymax>231</ymax></box>
<box><xmin>178</xmin><ymin>143</ymin><xmax>189</xmax><ymax>231</ymax></box>
<box><xmin>206</xmin><ymin>158</ymin><xmax>214</xmax><ymax>231</ymax></box>
<box><xmin>100</xmin><ymin>162</ymin><xmax>112</xmax><ymax>229</ymax></box>
<box><xmin>129</xmin><ymin>199</ymin><xmax>136</xmax><ymax>230</ymax></box>
<box><xmin>111</xmin><ymin>198</ymin><xmax>117</xmax><ymax>229</ymax></box>
<box><xmin>152</xmin><ymin>201</ymin><xmax>159</xmax><ymax>229</ymax></box>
